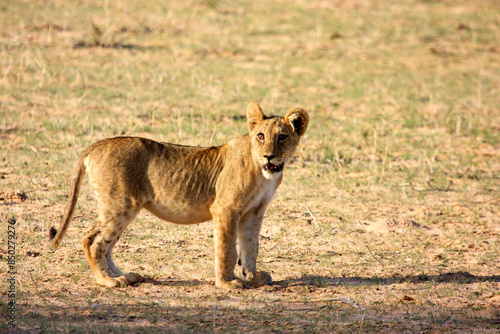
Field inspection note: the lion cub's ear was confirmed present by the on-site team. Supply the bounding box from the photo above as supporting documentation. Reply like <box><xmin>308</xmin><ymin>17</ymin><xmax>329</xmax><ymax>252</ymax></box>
<box><xmin>247</xmin><ymin>103</ymin><xmax>265</xmax><ymax>132</ymax></box>
<box><xmin>285</xmin><ymin>108</ymin><xmax>309</xmax><ymax>137</ymax></box>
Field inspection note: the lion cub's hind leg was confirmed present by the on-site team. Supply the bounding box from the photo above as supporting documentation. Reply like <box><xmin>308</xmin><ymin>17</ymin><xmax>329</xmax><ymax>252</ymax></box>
<box><xmin>82</xmin><ymin>208</ymin><xmax>143</xmax><ymax>287</ymax></box>
<box><xmin>82</xmin><ymin>226</ymin><xmax>125</xmax><ymax>287</ymax></box>
<box><xmin>104</xmin><ymin>227</ymin><xmax>144</xmax><ymax>284</ymax></box>
<box><xmin>105</xmin><ymin>234</ymin><xmax>124</xmax><ymax>278</ymax></box>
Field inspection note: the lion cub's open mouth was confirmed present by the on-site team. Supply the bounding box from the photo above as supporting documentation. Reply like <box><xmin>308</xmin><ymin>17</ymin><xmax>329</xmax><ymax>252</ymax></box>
<box><xmin>263</xmin><ymin>162</ymin><xmax>284</xmax><ymax>172</ymax></box>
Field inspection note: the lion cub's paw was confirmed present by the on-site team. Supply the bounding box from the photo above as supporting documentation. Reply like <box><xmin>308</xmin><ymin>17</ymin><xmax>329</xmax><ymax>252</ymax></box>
<box><xmin>125</xmin><ymin>273</ymin><xmax>144</xmax><ymax>284</ymax></box>
<box><xmin>248</xmin><ymin>271</ymin><xmax>272</xmax><ymax>288</ymax></box>
<box><xmin>96</xmin><ymin>276</ymin><xmax>129</xmax><ymax>288</ymax></box>
<box><xmin>216</xmin><ymin>278</ymin><xmax>245</xmax><ymax>290</ymax></box>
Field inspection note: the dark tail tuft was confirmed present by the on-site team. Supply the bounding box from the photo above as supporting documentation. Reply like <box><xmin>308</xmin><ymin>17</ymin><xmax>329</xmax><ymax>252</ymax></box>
<box><xmin>49</xmin><ymin>227</ymin><xmax>57</xmax><ymax>240</ymax></box>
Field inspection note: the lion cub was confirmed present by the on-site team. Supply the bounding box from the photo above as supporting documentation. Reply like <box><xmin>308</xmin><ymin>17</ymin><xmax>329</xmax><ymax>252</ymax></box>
<box><xmin>49</xmin><ymin>103</ymin><xmax>308</xmax><ymax>289</ymax></box>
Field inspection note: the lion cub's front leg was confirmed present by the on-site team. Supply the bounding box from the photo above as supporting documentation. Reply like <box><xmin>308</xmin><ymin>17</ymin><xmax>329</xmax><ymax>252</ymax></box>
<box><xmin>238</xmin><ymin>212</ymin><xmax>272</xmax><ymax>288</ymax></box>
<box><xmin>210</xmin><ymin>206</ymin><xmax>245</xmax><ymax>290</ymax></box>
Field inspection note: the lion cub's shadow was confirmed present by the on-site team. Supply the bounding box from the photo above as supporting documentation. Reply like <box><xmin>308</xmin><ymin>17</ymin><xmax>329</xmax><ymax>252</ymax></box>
<box><xmin>138</xmin><ymin>276</ymin><xmax>210</xmax><ymax>287</ymax></box>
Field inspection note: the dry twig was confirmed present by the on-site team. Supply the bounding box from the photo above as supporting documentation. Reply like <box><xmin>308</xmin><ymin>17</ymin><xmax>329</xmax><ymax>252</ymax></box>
<box><xmin>305</xmin><ymin>204</ymin><xmax>319</xmax><ymax>228</ymax></box>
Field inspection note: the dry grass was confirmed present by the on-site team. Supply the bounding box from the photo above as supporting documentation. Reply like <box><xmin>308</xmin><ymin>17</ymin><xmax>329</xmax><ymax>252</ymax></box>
<box><xmin>1</xmin><ymin>0</ymin><xmax>499</xmax><ymax>332</ymax></box>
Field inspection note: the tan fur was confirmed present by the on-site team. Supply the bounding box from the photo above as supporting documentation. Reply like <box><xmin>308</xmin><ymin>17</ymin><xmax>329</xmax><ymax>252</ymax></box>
<box><xmin>48</xmin><ymin>103</ymin><xmax>308</xmax><ymax>289</ymax></box>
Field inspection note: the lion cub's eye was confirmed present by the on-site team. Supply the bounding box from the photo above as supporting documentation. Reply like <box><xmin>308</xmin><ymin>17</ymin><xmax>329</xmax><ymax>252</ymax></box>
<box><xmin>278</xmin><ymin>134</ymin><xmax>288</xmax><ymax>142</ymax></box>
<box><xmin>257</xmin><ymin>133</ymin><xmax>265</xmax><ymax>141</ymax></box>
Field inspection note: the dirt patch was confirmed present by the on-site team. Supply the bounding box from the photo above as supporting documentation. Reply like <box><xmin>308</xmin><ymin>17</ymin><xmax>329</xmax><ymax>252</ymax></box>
<box><xmin>364</xmin><ymin>218</ymin><xmax>434</xmax><ymax>234</ymax></box>
<box><xmin>0</xmin><ymin>190</ymin><xmax>27</xmax><ymax>203</ymax></box>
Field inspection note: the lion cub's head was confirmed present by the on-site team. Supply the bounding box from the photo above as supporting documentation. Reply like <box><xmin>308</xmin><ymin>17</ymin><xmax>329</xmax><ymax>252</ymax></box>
<box><xmin>246</xmin><ymin>103</ymin><xmax>309</xmax><ymax>180</ymax></box>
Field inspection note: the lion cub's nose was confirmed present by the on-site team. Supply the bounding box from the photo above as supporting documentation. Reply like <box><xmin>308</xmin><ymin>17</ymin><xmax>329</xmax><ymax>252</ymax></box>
<box><xmin>263</xmin><ymin>154</ymin><xmax>276</xmax><ymax>162</ymax></box>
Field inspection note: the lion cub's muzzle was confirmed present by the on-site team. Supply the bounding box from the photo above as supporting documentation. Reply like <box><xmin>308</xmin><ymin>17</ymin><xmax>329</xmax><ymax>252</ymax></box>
<box><xmin>263</xmin><ymin>162</ymin><xmax>284</xmax><ymax>172</ymax></box>
<box><xmin>261</xmin><ymin>154</ymin><xmax>284</xmax><ymax>174</ymax></box>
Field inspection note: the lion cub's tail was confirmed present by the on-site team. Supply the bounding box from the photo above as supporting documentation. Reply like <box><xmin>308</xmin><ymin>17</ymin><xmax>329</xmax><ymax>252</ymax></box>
<box><xmin>48</xmin><ymin>155</ymin><xmax>86</xmax><ymax>249</ymax></box>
